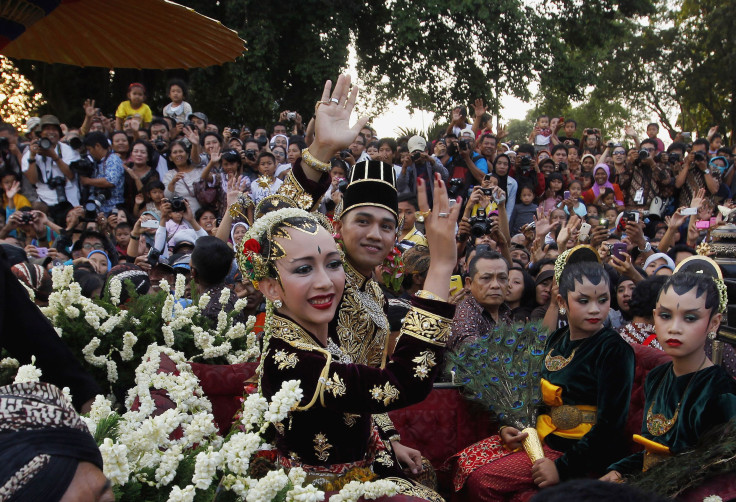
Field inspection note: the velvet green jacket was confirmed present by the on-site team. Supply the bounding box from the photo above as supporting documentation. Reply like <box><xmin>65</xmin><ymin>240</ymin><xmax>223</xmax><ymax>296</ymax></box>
<box><xmin>542</xmin><ymin>327</ymin><xmax>635</xmax><ymax>480</ymax></box>
<box><xmin>609</xmin><ymin>362</ymin><xmax>736</xmax><ymax>474</ymax></box>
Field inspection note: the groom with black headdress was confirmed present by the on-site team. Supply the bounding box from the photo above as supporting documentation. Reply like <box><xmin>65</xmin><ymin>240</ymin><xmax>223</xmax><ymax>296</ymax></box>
<box><xmin>272</xmin><ymin>75</ymin><xmax>442</xmax><ymax>498</ymax></box>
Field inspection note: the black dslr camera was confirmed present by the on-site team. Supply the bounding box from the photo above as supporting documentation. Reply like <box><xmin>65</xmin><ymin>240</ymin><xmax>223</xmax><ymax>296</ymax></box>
<box><xmin>447</xmin><ymin>178</ymin><xmax>464</xmax><ymax>198</ymax></box>
<box><xmin>230</xmin><ymin>128</ymin><xmax>240</xmax><ymax>138</ymax></box>
<box><xmin>46</xmin><ymin>176</ymin><xmax>68</xmax><ymax>204</ymax></box>
<box><xmin>38</xmin><ymin>138</ymin><xmax>53</xmax><ymax>150</ymax></box>
<box><xmin>520</xmin><ymin>156</ymin><xmax>532</xmax><ymax>172</ymax></box>
<box><xmin>84</xmin><ymin>193</ymin><xmax>107</xmax><ymax>222</ymax></box>
<box><xmin>638</xmin><ymin>149</ymin><xmax>650</xmax><ymax>161</ymax></box>
<box><xmin>69</xmin><ymin>158</ymin><xmax>96</xmax><ymax>177</ymax></box>
<box><xmin>244</xmin><ymin>149</ymin><xmax>257</xmax><ymax>161</ymax></box>
<box><xmin>469</xmin><ymin>208</ymin><xmax>492</xmax><ymax>238</ymax></box>
<box><xmin>694</xmin><ymin>151</ymin><xmax>707</xmax><ymax>162</ymax></box>
<box><xmin>170</xmin><ymin>196</ymin><xmax>186</xmax><ymax>212</ymax></box>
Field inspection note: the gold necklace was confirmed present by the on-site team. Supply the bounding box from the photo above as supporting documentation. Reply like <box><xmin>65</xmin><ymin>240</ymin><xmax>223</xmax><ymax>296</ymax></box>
<box><xmin>545</xmin><ymin>347</ymin><xmax>578</xmax><ymax>372</ymax></box>
<box><xmin>646</xmin><ymin>355</ymin><xmax>707</xmax><ymax>436</ymax></box>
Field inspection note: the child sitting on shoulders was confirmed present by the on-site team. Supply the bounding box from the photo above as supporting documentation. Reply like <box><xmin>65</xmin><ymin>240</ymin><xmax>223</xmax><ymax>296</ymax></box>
<box><xmin>162</xmin><ymin>79</ymin><xmax>192</xmax><ymax>124</ymax></box>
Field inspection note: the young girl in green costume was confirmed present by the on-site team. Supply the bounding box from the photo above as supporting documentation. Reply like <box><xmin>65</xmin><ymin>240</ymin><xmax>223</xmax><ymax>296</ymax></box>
<box><xmin>602</xmin><ymin>256</ymin><xmax>736</xmax><ymax>480</ymax></box>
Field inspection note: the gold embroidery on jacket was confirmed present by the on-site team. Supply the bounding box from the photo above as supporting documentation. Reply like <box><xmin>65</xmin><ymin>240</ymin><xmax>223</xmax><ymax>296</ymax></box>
<box><xmin>370</xmin><ymin>382</ymin><xmax>400</xmax><ymax>406</ymax></box>
<box><xmin>412</xmin><ymin>350</ymin><xmax>437</xmax><ymax>380</ymax></box>
<box><xmin>322</xmin><ymin>372</ymin><xmax>347</xmax><ymax>397</ymax></box>
<box><xmin>313</xmin><ymin>432</ymin><xmax>332</xmax><ymax>462</ymax></box>
<box><xmin>344</xmin><ymin>413</ymin><xmax>360</xmax><ymax>427</ymax></box>
<box><xmin>273</xmin><ymin>349</ymin><xmax>299</xmax><ymax>370</ymax></box>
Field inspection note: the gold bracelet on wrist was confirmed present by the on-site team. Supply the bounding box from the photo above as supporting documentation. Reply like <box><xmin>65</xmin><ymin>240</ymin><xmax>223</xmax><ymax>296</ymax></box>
<box><xmin>301</xmin><ymin>148</ymin><xmax>331</xmax><ymax>173</ymax></box>
<box><xmin>415</xmin><ymin>290</ymin><xmax>446</xmax><ymax>302</ymax></box>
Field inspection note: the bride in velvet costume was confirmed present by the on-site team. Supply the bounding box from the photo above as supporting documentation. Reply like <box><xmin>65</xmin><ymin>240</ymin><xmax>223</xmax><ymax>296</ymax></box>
<box><xmin>236</xmin><ymin>176</ymin><xmax>460</xmax><ymax>500</ymax></box>
<box><xmin>602</xmin><ymin>256</ymin><xmax>736</xmax><ymax>480</ymax></box>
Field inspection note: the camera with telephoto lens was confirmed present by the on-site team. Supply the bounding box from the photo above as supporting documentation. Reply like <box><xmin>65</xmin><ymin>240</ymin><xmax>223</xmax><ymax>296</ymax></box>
<box><xmin>69</xmin><ymin>158</ymin><xmax>96</xmax><ymax>177</ymax></box>
<box><xmin>38</xmin><ymin>138</ymin><xmax>52</xmax><ymax>150</ymax></box>
<box><xmin>245</xmin><ymin>149</ymin><xmax>257</xmax><ymax>161</ymax></box>
<box><xmin>153</xmin><ymin>137</ymin><xmax>167</xmax><ymax>150</ymax></box>
<box><xmin>255</xmin><ymin>136</ymin><xmax>268</xmax><ymax>148</ymax></box>
<box><xmin>287</xmin><ymin>112</ymin><xmax>297</xmax><ymax>121</ymax></box>
<box><xmin>170</xmin><ymin>196</ymin><xmax>186</xmax><ymax>213</ymax></box>
<box><xmin>638</xmin><ymin>149</ymin><xmax>650</xmax><ymax>161</ymax></box>
<box><xmin>46</xmin><ymin>176</ymin><xmax>68</xmax><ymax>204</ymax></box>
<box><xmin>694</xmin><ymin>151</ymin><xmax>707</xmax><ymax>162</ymax></box>
<box><xmin>83</xmin><ymin>193</ymin><xmax>107</xmax><ymax>222</ymax></box>
<box><xmin>447</xmin><ymin>178</ymin><xmax>464</xmax><ymax>198</ymax></box>
<box><xmin>0</xmin><ymin>137</ymin><xmax>9</xmax><ymax>152</ymax></box>
<box><xmin>411</xmin><ymin>151</ymin><xmax>422</xmax><ymax>162</ymax></box>
<box><xmin>147</xmin><ymin>246</ymin><xmax>162</xmax><ymax>266</ymax></box>
<box><xmin>67</xmin><ymin>136</ymin><xmax>83</xmax><ymax>150</ymax></box>
<box><xmin>230</xmin><ymin>128</ymin><xmax>240</xmax><ymax>138</ymax></box>
<box><xmin>469</xmin><ymin>208</ymin><xmax>492</xmax><ymax>238</ymax></box>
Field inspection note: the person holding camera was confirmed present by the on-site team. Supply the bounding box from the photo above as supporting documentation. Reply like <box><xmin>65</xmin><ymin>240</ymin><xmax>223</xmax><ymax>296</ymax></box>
<box><xmin>396</xmin><ymin>136</ymin><xmax>448</xmax><ymax>199</ymax></box>
<box><xmin>21</xmin><ymin>115</ymin><xmax>80</xmax><ymax>224</ymax></box>
<box><xmin>78</xmin><ymin>132</ymin><xmax>124</xmax><ymax>216</ymax></box>
<box><xmin>675</xmin><ymin>138</ymin><xmax>722</xmax><ymax>208</ymax></box>
<box><xmin>510</xmin><ymin>144</ymin><xmax>546</xmax><ymax>197</ymax></box>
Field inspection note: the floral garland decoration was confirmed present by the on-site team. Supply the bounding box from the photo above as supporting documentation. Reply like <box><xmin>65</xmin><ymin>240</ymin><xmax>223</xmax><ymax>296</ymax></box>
<box><xmin>236</xmin><ymin>207</ymin><xmax>314</xmax><ymax>287</ymax></box>
<box><xmin>381</xmin><ymin>245</ymin><xmax>404</xmax><ymax>293</ymax></box>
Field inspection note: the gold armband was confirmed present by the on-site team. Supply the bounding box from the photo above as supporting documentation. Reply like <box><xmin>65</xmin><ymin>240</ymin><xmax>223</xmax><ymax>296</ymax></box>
<box><xmin>415</xmin><ymin>290</ymin><xmax>446</xmax><ymax>302</ymax></box>
<box><xmin>400</xmin><ymin>307</ymin><xmax>451</xmax><ymax>346</ymax></box>
<box><xmin>301</xmin><ymin>148</ymin><xmax>331</xmax><ymax>173</ymax></box>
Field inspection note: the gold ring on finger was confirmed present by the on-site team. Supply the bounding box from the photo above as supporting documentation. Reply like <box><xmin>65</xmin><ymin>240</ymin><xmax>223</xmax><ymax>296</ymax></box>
<box><xmin>416</xmin><ymin>210</ymin><xmax>431</xmax><ymax>222</ymax></box>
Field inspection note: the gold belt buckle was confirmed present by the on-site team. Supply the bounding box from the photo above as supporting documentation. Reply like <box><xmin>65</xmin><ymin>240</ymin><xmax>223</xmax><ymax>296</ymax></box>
<box><xmin>549</xmin><ymin>405</ymin><xmax>583</xmax><ymax>429</ymax></box>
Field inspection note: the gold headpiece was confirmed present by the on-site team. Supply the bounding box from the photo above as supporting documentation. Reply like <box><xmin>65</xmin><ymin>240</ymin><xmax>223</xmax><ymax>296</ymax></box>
<box><xmin>674</xmin><ymin>255</ymin><xmax>728</xmax><ymax>314</ymax></box>
<box><xmin>554</xmin><ymin>244</ymin><xmax>601</xmax><ymax>284</ymax></box>
<box><xmin>236</xmin><ymin>208</ymin><xmax>332</xmax><ymax>288</ymax></box>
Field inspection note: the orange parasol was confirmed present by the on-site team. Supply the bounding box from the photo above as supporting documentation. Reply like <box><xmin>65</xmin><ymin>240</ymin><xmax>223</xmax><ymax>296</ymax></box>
<box><xmin>0</xmin><ymin>0</ymin><xmax>245</xmax><ymax>69</ymax></box>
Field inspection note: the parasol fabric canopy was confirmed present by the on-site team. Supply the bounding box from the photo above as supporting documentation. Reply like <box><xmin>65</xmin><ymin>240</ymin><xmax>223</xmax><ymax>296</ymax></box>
<box><xmin>0</xmin><ymin>0</ymin><xmax>245</xmax><ymax>69</ymax></box>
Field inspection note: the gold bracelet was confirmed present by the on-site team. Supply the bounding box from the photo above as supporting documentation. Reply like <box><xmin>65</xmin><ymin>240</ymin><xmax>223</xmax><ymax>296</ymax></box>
<box><xmin>415</xmin><ymin>290</ymin><xmax>446</xmax><ymax>302</ymax></box>
<box><xmin>301</xmin><ymin>148</ymin><xmax>331</xmax><ymax>173</ymax></box>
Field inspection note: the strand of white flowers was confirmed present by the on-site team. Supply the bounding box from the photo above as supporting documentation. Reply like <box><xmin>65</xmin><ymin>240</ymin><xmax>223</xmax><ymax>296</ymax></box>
<box><xmin>328</xmin><ymin>479</ymin><xmax>398</xmax><ymax>502</ymax></box>
<box><xmin>120</xmin><ymin>332</ymin><xmax>137</xmax><ymax>361</ymax></box>
<box><xmin>285</xmin><ymin>484</ymin><xmax>324</xmax><ymax>502</ymax></box>
<box><xmin>109</xmin><ymin>278</ymin><xmax>122</xmax><ymax>306</ymax></box>
<box><xmin>99</xmin><ymin>438</ymin><xmax>131</xmax><ymax>486</ymax></box>
<box><xmin>0</xmin><ymin>357</ymin><xmax>19</xmax><ymax>369</ymax></box>
<box><xmin>245</xmin><ymin>469</ymin><xmax>290</xmax><ymax>502</ymax></box>
<box><xmin>174</xmin><ymin>274</ymin><xmax>186</xmax><ymax>300</ymax></box>
<box><xmin>81</xmin><ymin>338</ymin><xmax>107</xmax><ymax>368</ymax></box>
<box><xmin>262</xmin><ymin>379</ymin><xmax>303</xmax><ymax>431</ymax></box>
<box><xmin>167</xmin><ymin>484</ymin><xmax>196</xmax><ymax>502</ymax></box>
<box><xmin>13</xmin><ymin>355</ymin><xmax>41</xmax><ymax>384</ymax></box>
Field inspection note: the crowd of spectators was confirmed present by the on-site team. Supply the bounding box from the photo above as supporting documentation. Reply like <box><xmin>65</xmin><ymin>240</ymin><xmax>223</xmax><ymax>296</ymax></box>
<box><xmin>0</xmin><ymin>82</ymin><xmax>735</xmax><ymax>374</ymax></box>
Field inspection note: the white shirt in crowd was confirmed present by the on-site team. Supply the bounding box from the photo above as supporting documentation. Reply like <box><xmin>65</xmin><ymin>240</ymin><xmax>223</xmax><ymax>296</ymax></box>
<box><xmin>21</xmin><ymin>143</ymin><xmax>80</xmax><ymax>206</ymax></box>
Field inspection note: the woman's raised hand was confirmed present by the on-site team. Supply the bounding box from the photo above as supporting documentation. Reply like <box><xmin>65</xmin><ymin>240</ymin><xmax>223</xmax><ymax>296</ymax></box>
<box><xmin>416</xmin><ymin>174</ymin><xmax>462</xmax><ymax>300</ymax></box>
<box><xmin>310</xmin><ymin>75</ymin><xmax>369</xmax><ymax>163</ymax></box>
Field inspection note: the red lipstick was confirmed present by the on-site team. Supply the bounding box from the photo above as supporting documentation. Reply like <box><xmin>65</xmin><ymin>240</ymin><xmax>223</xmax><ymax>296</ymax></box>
<box><xmin>308</xmin><ymin>294</ymin><xmax>334</xmax><ymax>310</ymax></box>
<box><xmin>665</xmin><ymin>339</ymin><xmax>682</xmax><ymax>347</ymax></box>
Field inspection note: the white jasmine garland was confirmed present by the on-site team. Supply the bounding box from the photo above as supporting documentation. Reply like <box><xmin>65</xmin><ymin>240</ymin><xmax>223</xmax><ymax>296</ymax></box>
<box><xmin>286</xmin><ymin>484</ymin><xmax>324</xmax><ymax>502</ymax></box>
<box><xmin>82</xmin><ymin>338</ymin><xmax>108</xmax><ymax>367</ymax></box>
<box><xmin>162</xmin><ymin>325</ymin><xmax>175</xmax><ymax>346</ymax></box>
<box><xmin>64</xmin><ymin>305</ymin><xmax>80</xmax><ymax>318</ymax></box>
<box><xmin>99</xmin><ymin>438</ymin><xmax>131</xmax><ymax>486</ymax></box>
<box><xmin>198</xmin><ymin>293</ymin><xmax>211</xmax><ymax>309</ymax></box>
<box><xmin>109</xmin><ymin>278</ymin><xmax>122</xmax><ymax>305</ymax></box>
<box><xmin>13</xmin><ymin>355</ymin><xmax>42</xmax><ymax>384</ymax></box>
<box><xmin>120</xmin><ymin>332</ymin><xmax>137</xmax><ymax>361</ymax></box>
<box><xmin>233</xmin><ymin>298</ymin><xmax>249</xmax><ymax>312</ymax></box>
<box><xmin>704</xmin><ymin>497</ymin><xmax>723</xmax><ymax>502</ymax></box>
<box><xmin>239</xmin><ymin>393</ymin><xmax>268</xmax><ymax>432</ymax></box>
<box><xmin>167</xmin><ymin>484</ymin><xmax>196</xmax><ymax>502</ymax></box>
<box><xmin>85</xmin><ymin>312</ymin><xmax>101</xmax><ymax>330</ymax></box>
<box><xmin>245</xmin><ymin>469</ymin><xmax>289</xmax><ymax>502</ymax></box>
<box><xmin>220</xmin><ymin>432</ymin><xmax>263</xmax><ymax>475</ymax></box>
<box><xmin>263</xmin><ymin>379</ymin><xmax>303</xmax><ymax>427</ymax></box>
<box><xmin>155</xmin><ymin>444</ymin><xmax>184</xmax><ymax>486</ymax></box>
<box><xmin>219</xmin><ymin>287</ymin><xmax>231</xmax><ymax>306</ymax></box>
<box><xmin>192</xmin><ymin>449</ymin><xmax>222</xmax><ymax>489</ymax></box>
<box><xmin>106</xmin><ymin>359</ymin><xmax>119</xmax><ymax>383</ymax></box>
<box><xmin>174</xmin><ymin>274</ymin><xmax>186</xmax><ymax>300</ymax></box>
<box><xmin>328</xmin><ymin>479</ymin><xmax>397</xmax><ymax>502</ymax></box>
<box><xmin>161</xmin><ymin>294</ymin><xmax>175</xmax><ymax>321</ymax></box>
<box><xmin>216</xmin><ymin>309</ymin><xmax>228</xmax><ymax>333</ymax></box>
<box><xmin>0</xmin><ymin>357</ymin><xmax>19</xmax><ymax>369</ymax></box>
<box><xmin>159</xmin><ymin>278</ymin><xmax>170</xmax><ymax>296</ymax></box>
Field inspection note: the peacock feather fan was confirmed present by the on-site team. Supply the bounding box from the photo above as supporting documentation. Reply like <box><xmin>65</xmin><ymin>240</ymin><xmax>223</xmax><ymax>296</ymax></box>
<box><xmin>447</xmin><ymin>320</ymin><xmax>548</xmax><ymax>430</ymax></box>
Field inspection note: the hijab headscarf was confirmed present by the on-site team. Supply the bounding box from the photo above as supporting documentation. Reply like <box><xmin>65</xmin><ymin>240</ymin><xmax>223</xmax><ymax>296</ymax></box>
<box><xmin>492</xmin><ymin>153</ymin><xmax>511</xmax><ymax>195</ymax></box>
<box><xmin>269</xmin><ymin>134</ymin><xmax>289</xmax><ymax>150</ymax></box>
<box><xmin>0</xmin><ymin>382</ymin><xmax>103</xmax><ymax>502</ymax></box>
<box><xmin>86</xmin><ymin>250</ymin><xmax>111</xmax><ymax>272</ymax></box>
<box><xmin>592</xmin><ymin>163</ymin><xmax>615</xmax><ymax>198</ymax></box>
<box><xmin>230</xmin><ymin>222</ymin><xmax>249</xmax><ymax>246</ymax></box>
